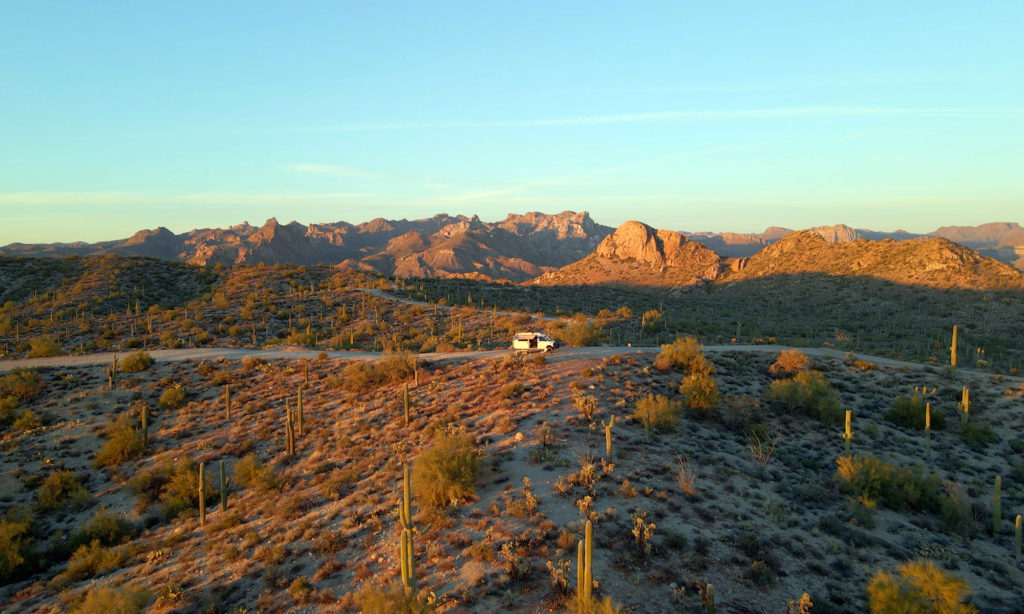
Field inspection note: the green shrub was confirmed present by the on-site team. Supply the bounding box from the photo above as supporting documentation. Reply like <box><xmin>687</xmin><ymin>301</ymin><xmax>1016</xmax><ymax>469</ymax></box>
<box><xmin>0</xmin><ymin>510</ymin><xmax>35</xmax><ymax>582</ymax></box>
<box><xmin>867</xmin><ymin>559</ymin><xmax>977</xmax><ymax>613</ymax></box>
<box><xmin>632</xmin><ymin>394</ymin><xmax>682</xmax><ymax>431</ymax></box>
<box><xmin>52</xmin><ymin>540</ymin><xmax>133</xmax><ymax>587</ymax></box>
<box><xmin>886</xmin><ymin>395</ymin><xmax>947</xmax><ymax>431</ymax></box>
<box><xmin>11</xmin><ymin>409</ymin><xmax>42</xmax><ymax>431</ymax></box>
<box><xmin>119</xmin><ymin>351</ymin><xmax>154</xmax><ymax>373</ymax></box>
<box><xmin>355</xmin><ymin>582</ymin><xmax>433</xmax><ymax>613</ymax></box>
<box><xmin>836</xmin><ymin>455</ymin><xmax>943</xmax><ymax>513</ymax></box>
<box><xmin>158</xmin><ymin>384</ymin><xmax>188</xmax><ymax>410</ymax></box>
<box><xmin>70</xmin><ymin>507</ymin><xmax>138</xmax><ymax>551</ymax></box>
<box><xmin>72</xmin><ymin>583</ymin><xmax>150</xmax><ymax>614</ymax></box>
<box><xmin>233</xmin><ymin>454</ymin><xmax>281</xmax><ymax>492</ymax></box>
<box><xmin>960</xmin><ymin>422</ymin><xmax>997</xmax><ymax>451</ymax></box>
<box><xmin>0</xmin><ymin>368</ymin><xmax>44</xmax><ymax>400</ymax></box>
<box><xmin>27</xmin><ymin>336</ymin><xmax>62</xmax><ymax>358</ymax></box>
<box><xmin>93</xmin><ymin>413</ymin><xmax>145</xmax><ymax>468</ymax></box>
<box><xmin>653</xmin><ymin>337</ymin><xmax>714</xmax><ymax>374</ymax></box>
<box><xmin>412</xmin><ymin>427</ymin><xmax>481</xmax><ymax>509</ymax></box>
<box><xmin>680</xmin><ymin>372</ymin><xmax>719</xmax><ymax>409</ymax></box>
<box><xmin>37</xmin><ymin>470</ymin><xmax>91</xmax><ymax>512</ymax></box>
<box><xmin>159</xmin><ymin>456</ymin><xmax>213</xmax><ymax>520</ymax></box>
<box><xmin>767</xmin><ymin>370</ymin><xmax>842</xmax><ymax>424</ymax></box>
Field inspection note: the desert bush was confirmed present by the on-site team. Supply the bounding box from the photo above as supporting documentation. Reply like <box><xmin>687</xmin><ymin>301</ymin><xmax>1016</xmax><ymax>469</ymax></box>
<box><xmin>680</xmin><ymin>372</ymin><xmax>719</xmax><ymax>409</ymax></box>
<box><xmin>632</xmin><ymin>394</ymin><xmax>682</xmax><ymax>431</ymax></box>
<box><xmin>233</xmin><ymin>453</ymin><xmax>282</xmax><ymax>492</ymax></box>
<box><xmin>119</xmin><ymin>351</ymin><xmax>154</xmax><ymax>373</ymax></box>
<box><xmin>769</xmin><ymin>349</ymin><xmax>809</xmax><ymax>375</ymax></box>
<box><xmin>867</xmin><ymin>559</ymin><xmax>977</xmax><ymax>613</ymax></box>
<box><xmin>836</xmin><ymin>455</ymin><xmax>943</xmax><ymax>513</ymax></box>
<box><xmin>52</xmin><ymin>540</ymin><xmax>134</xmax><ymax>587</ymax></box>
<box><xmin>886</xmin><ymin>395</ymin><xmax>947</xmax><ymax>431</ymax></box>
<box><xmin>69</xmin><ymin>507</ymin><xmax>138</xmax><ymax>551</ymax></box>
<box><xmin>654</xmin><ymin>337</ymin><xmax>714</xmax><ymax>374</ymax></box>
<box><xmin>94</xmin><ymin>413</ymin><xmax>145</xmax><ymax>468</ymax></box>
<box><xmin>939</xmin><ymin>484</ymin><xmax>975</xmax><ymax>538</ymax></box>
<box><xmin>72</xmin><ymin>583</ymin><xmax>150</xmax><ymax>614</ymax></box>
<box><xmin>0</xmin><ymin>509</ymin><xmax>35</xmax><ymax>582</ymax></box>
<box><xmin>27</xmin><ymin>336</ymin><xmax>62</xmax><ymax>358</ymax></box>
<box><xmin>37</xmin><ymin>471</ymin><xmax>91</xmax><ymax>512</ymax></box>
<box><xmin>355</xmin><ymin>582</ymin><xmax>433</xmax><ymax>613</ymax></box>
<box><xmin>960</xmin><ymin>422</ymin><xmax>997</xmax><ymax>451</ymax></box>
<box><xmin>551</xmin><ymin>317</ymin><xmax>606</xmax><ymax>347</ymax></box>
<box><xmin>159</xmin><ymin>457</ymin><xmax>214</xmax><ymax>520</ymax></box>
<box><xmin>0</xmin><ymin>368</ymin><xmax>44</xmax><ymax>401</ymax></box>
<box><xmin>341</xmin><ymin>351</ymin><xmax>416</xmax><ymax>393</ymax></box>
<box><xmin>158</xmin><ymin>384</ymin><xmax>188</xmax><ymax>410</ymax></box>
<box><xmin>767</xmin><ymin>370</ymin><xmax>842</xmax><ymax>424</ymax></box>
<box><xmin>12</xmin><ymin>409</ymin><xmax>41</xmax><ymax>431</ymax></box>
<box><xmin>411</xmin><ymin>427</ymin><xmax>481</xmax><ymax>509</ymax></box>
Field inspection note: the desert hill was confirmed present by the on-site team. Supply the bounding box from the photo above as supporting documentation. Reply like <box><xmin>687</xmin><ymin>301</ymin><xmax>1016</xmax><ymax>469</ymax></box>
<box><xmin>0</xmin><ymin>212</ymin><xmax>612</xmax><ymax>282</ymax></box>
<box><xmin>531</xmin><ymin>221</ymin><xmax>723</xmax><ymax>288</ymax></box>
<box><xmin>726</xmin><ymin>231</ymin><xmax>1024</xmax><ymax>290</ymax></box>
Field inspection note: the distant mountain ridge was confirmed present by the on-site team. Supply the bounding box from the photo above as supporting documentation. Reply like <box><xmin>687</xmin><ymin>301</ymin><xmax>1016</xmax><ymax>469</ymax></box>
<box><xmin>2</xmin><ymin>213</ymin><xmax>1022</xmax><ymax>279</ymax></box>
<box><xmin>0</xmin><ymin>211</ymin><xmax>612</xmax><ymax>282</ymax></box>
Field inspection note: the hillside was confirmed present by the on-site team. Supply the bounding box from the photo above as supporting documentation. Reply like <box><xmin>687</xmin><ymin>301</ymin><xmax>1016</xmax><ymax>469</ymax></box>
<box><xmin>1</xmin><ymin>346</ymin><xmax>1022</xmax><ymax>612</ymax></box>
<box><xmin>725</xmin><ymin>231</ymin><xmax>1024</xmax><ymax>290</ymax></box>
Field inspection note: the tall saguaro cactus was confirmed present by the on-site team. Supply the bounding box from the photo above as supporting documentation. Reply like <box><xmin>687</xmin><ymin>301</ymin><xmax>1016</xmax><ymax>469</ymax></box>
<box><xmin>224</xmin><ymin>384</ymin><xmax>231</xmax><ymax>421</ymax></box>
<box><xmin>399</xmin><ymin>466</ymin><xmax>416</xmax><ymax>593</ymax></box>
<box><xmin>960</xmin><ymin>387</ymin><xmax>970</xmax><ymax>424</ymax></box>
<box><xmin>220</xmin><ymin>459</ymin><xmax>228</xmax><ymax>511</ymax></box>
<box><xmin>576</xmin><ymin>519</ymin><xmax>593</xmax><ymax>606</ymax></box>
<box><xmin>403</xmin><ymin>383</ymin><xmax>411</xmax><ymax>426</ymax></box>
<box><xmin>141</xmin><ymin>403</ymin><xmax>148</xmax><ymax>448</ymax></box>
<box><xmin>285</xmin><ymin>402</ymin><xmax>295</xmax><ymax>456</ymax></box>
<box><xmin>602</xmin><ymin>415</ymin><xmax>615</xmax><ymax>459</ymax></box>
<box><xmin>841</xmin><ymin>409</ymin><xmax>853</xmax><ymax>456</ymax></box>
<box><xmin>297</xmin><ymin>387</ymin><xmax>304</xmax><ymax>437</ymax></box>
<box><xmin>950</xmin><ymin>324</ymin><xmax>958</xmax><ymax>369</ymax></box>
<box><xmin>1015</xmin><ymin>514</ymin><xmax>1022</xmax><ymax>561</ymax></box>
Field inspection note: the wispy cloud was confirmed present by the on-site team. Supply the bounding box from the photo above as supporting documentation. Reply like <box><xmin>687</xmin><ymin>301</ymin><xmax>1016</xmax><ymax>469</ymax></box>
<box><xmin>0</xmin><ymin>191</ymin><xmax>368</xmax><ymax>207</ymax></box>
<box><xmin>287</xmin><ymin>163</ymin><xmax>412</xmax><ymax>180</ymax></box>
<box><xmin>316</xmin><ymin>106</ymin><xmax>1024</xmax><ymax>132</ymax></box>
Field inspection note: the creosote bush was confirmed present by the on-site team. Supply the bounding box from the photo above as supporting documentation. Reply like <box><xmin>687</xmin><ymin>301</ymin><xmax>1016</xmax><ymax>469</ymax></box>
<box><xmin>886</xmin><ymin>395</ymin><xmax>947</xmax><ymax>431</ymax></box>
<box><xmin>767</xmin><ymin>370</ymin><xmax>842</xmax><ymax>424</ymax></box>
<box><xmin>341</xmin><ymin>351</ymin><xmax>416</xmax><ymax>393</ymax></box>
<box><xmin>680</xmin><ymin>372</ymin><xmax>719</xmax><ymax>409</ymax></box>
<box><xmin>355</xmin><ymin>582</ymin><xmax>433</xmax><ymax>613</ymax></box>
<box><xmin>769</xmin><ymin>349</ymin><xmax>810</xmax><ymax>375</ymax></box>
<box><xmin>93</xmin><ymin>413</ymin><xmax>145</xmax><ymax>468</ymax></box>
<box><xmin>653</xmin><ymin>336</ymin><xmax>714</xmax><ymax>374</ymax></box>
<box><xmin>119</xmin><ymin>351</ymin><xmax>154</xmax><ymax>373</ymax></box>
<box><xmin>233</xmin><ymin>453</ymin><xmax>282</xmax><ymax>492</ymax></box>
<box><xmin>867</xmin><ymin>559</ymin><xmax>977</xmax><ymax>613</ymax></box>
<box><xmin>632</xmin><ymin>394</ymin><xmax>682</xmax><ymax>431</ymax></box>
<box><xmin>37</xmin><ymin>470</ymin><xmax>91</xmax><ymax>512</ymax></box>
<box><xmin>27</xmin><ymin>336</ymin><xmax>62</xmax><ymax>358</ymax></box>
<box><xmin>412</xmin><ymin>426</ymin><xmax>481</xmax><ymax>509</ymax></box>
<box><xmin>158</xmin><ymin>384</ymin><xmax>188</xmax><ymax>410</ymax></box>
<box><xmin>71</xmin><ymin>583</ymin><xmax>150</xmax><ymax>614</ymax></box>
<box><xmin>836</xmin><ymin>455</ymin><xmax>943</xmax><ymax>513</ymax></box>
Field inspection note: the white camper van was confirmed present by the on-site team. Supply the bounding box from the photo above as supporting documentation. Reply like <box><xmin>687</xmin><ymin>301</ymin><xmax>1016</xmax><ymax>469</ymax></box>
<box><xmin>512</xmin><ymin>332</ymin><xmax>558</xmax><ymax>352</ymax></box>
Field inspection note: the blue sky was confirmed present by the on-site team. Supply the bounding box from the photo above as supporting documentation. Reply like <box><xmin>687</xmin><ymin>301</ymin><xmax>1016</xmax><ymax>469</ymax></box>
<box><xmin>1</xmin><ymin>1</ymin><xmax>1022</xmax><ymax>244</ymax></box>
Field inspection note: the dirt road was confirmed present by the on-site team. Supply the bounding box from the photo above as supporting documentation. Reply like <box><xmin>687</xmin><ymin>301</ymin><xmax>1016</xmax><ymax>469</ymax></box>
<box><xmin>0</xmin><ymin>343</ymin><xmax>950</xmax><ymax>373</ymax></box>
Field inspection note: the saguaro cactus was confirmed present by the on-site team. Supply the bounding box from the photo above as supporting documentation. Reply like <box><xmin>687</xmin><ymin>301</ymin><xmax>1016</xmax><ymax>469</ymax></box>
<box><xmin>960</xmin><ymin>387</ymin><xmax>970</xmax><ymax>424</ymax></box>
<box><xmin>841</xmin><ymin>409</ymin><xmax>853</xmax><ymax>455</ymax></box>
<box><xmin>950</xmin><ymin>324</ymin><xmax>958</xmax><ymax>368</ymax></box>
<box><xmin>198</xmin><ymin>462</ymin><xmax>206</xmax><ymax>526</ymax></box>
<box><xmin>705</xmin><ymin>583</ymin><xmax>716</xmax><ymax>614</ymax></box>
<box><xmin>602</xmin><ymin>415</ymin><xmax>615</xmax><ymax>459</ymax></box>
<box><xmin>297</xmin><ymin>387</ymin><xmax>304</xmax><ymax>437</ymax></box>
<box><xmin>576</xmin><ymin>519</ymin><xmax>593</xmax><ymax>605</ymax></box>
<box><xmin>141</xmin><ymin>403</ymin><xmax>148</xmax><ymax>448</ymax></box>
<box><xmin>224</xmin><ymin>384</ymin><xmax>231</xmax><ymax>421</ymax></box>
<box><xmin>285</xmin><ymin>402</ymin><xmax>295</xmax><ymax>456</ymax></box>
<box><xmin>993</xmin><ymin>475</ymin><xmax>1002</xmax><ymax>538</ymax></box>
<box><xmin>1015</xmin><ymin>514</ymin><xmax>1022</xmax><ymax>561</ymax></box>
<box><xmin>108</xmin><ymin>354</ymin><xmax>118</xmax><ymax>389</ymax></box>
<box><xmin>403</xmin><ymin>383</ymin><xmax>411</xmax><ymax>426</ymax></box>
<box><xmin>399</xmin><ymin>466</ymin><xmax>416</xmax><ymax>593</ymax></box>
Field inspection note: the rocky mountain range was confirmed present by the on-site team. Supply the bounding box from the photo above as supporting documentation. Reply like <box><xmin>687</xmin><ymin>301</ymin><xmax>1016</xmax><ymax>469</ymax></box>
<box><xmin>2</xmin><ymin>212</ymin><xmax>1022</xmax><ymax>282</ymax></box>
<box><xmin>534</xmin><ymin>220</ymin><xmax>1024</xmax><ymax>291</ymax></box>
